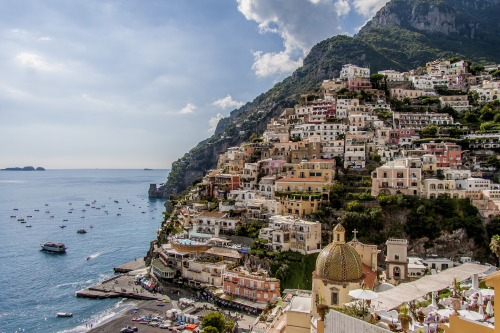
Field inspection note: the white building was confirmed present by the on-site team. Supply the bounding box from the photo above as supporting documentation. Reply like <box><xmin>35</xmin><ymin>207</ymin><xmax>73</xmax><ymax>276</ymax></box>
<box><xmin>258</xmin><ymin>215</ymin><xmax>322</xmax><ymax>254</ymax></box>
<box><xmin>456</xmin><ymin>177</ymin><xmax>492</xmax><ymax>190</ymax></box>
<box><xmin>340</xmin><ymin>64</ymin><xmax>370</xmax><ymax>81</ymax></box>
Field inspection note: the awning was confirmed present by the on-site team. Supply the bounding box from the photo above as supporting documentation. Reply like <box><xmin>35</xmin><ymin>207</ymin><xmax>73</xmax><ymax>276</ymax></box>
<box><xmin>372</xmin><ymin>263</ymin><xmax>491</xmax><ymax>311</ymax></box>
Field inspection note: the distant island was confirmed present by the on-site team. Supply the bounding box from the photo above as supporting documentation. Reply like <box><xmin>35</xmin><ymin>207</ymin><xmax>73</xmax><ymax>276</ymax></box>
<box><xmin>144</xmin><ymin>168</ymin><xmax>153</xmax><ymax>171</ymax></box>
<box><xmin>1</xmin><ymin>166</ymin><xmax>46</xmax><ymax>171</ymax></box>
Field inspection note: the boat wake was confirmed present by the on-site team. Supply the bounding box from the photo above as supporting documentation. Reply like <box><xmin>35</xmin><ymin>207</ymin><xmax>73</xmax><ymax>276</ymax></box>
<box><xmin>57</xmin><ymin>299</ymin><xmax>138</xmax><ymax>333</ymax></box>
<box><xmin>86</xmin><ymin>251</ymin><xmax>103</xmax><ymax>260</ymax></box>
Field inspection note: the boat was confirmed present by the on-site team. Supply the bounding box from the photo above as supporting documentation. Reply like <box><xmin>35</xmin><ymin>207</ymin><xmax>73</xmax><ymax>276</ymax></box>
<box><xmin>60</xmin><ymin>225</ymin><xmax>66</xmax><ymax>228</ymax></box>
<box><xmin>26</xmin><ymin>225</ymin><xmax>32</xmax><ymax>227</ymax></box>
<box><xmin>77</xmin><ymin>228</ymin><xmax>87</xmax><ymax>234</ymax></box>
<box><xmin>89</xmin><ymin>225</ymin><xmax>93</xmax><ymax>228</ymax></box>
<box><xmin>57</xmin><ymin>312</ymin><xmax>73</xmax><ymax>317</ymax></box>
<box><xmin>63</xmin><ymin>219</ymin><xmax>68</xmax><ymax>221</ymax></box>
<box><xmin>41</xmin><ymin>242</ymin><xmax>67</xmax><ymax>252</ymax></box>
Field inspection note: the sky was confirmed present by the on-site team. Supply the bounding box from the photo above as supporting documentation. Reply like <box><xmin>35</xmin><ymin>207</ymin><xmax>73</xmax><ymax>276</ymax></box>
<box><xmin>0</xmin><ymin>0</ymin><xmax>389</xmax><ymax>169</ymax></box>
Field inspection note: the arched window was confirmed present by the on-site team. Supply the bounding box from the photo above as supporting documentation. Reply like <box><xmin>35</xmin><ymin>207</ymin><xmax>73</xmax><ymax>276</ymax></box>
<box><xmin>394</xmin><ymin>266</ymin><xmax>401</xmax><ymax>278</ymax></box>
<box><xmin>438</xmin><ymin>184</ymin><xmax>444</xmax><ymax>190</ymax></box>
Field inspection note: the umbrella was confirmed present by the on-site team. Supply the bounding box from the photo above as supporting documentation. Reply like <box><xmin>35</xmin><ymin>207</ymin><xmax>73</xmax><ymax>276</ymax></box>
<box><xmin>349</xmin><ymin>289</ymin><xmax>378</xmax><ymax>313</ymax></box>
<box><xmin>478</xmin><ymin>293</ymin><xmax>484</xmax><ymax>306</ymax></box>
<box><xmin>486</xmin><ymin>301</ymin><xmax>494</xmax><ymax>316</ymax></box>
<box><xmin>458</xmin><ymin>310</ymin><xmax>484</xmax><ymax>321</ymax></box>
<box><xmin>348</xmin><ymin>289</ymin><xmax>379</xmax><ymax>300</ymax></box>
<box><xmin>479</xmin><ymin>306</ymin><xmax>484</xmax><ymax>317</ymax></box>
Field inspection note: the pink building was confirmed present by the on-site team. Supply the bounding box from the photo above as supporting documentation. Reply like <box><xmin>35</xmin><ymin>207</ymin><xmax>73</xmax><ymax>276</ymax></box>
<box><xmin>389</xmin><ymin>129</ymin><xmax>419</xmax><ymax>145</ymax></box>
<box><xmin>422</xmin><ymin>142</ymin><xmax>462</xmax><ymax>167</ymax></box>
<box><xmin>260</xmin><ymin>160</ymin><xmax>287</xmax><ymax>175</ymax></box>
<box><xmin>348</xmin><ymin>76</ymin><xmax>371</xmax><ymax>91</ymax></box>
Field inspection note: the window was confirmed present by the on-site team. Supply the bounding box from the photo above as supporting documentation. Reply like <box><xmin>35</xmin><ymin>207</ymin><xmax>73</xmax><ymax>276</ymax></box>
<box><xmin>395</xmin><ymin>254</ymin><xmax>400</xmax><ymax>260</ymax></box>
<box><xmin>331</xmin><ymin>291</ymin><xmax>339</xmax><ymax>305</ymax></box>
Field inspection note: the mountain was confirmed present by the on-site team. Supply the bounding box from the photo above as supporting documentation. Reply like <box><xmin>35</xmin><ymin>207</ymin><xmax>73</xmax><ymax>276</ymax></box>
<box><xmin>152</xmin><ymin>0</ymin><xmax>500</xmax><ymax>198</ymax></box>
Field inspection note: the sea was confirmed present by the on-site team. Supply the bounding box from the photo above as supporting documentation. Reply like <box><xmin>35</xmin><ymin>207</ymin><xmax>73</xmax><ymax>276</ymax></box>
<box><xmin>0</xmin><ymin>169</ymin><xmax>169</xmax><ymax>333</ymax></box>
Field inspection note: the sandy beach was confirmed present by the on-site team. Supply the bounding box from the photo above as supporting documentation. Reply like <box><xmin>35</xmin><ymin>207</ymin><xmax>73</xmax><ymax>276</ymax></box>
<box><xmin>87</xmin><ymin>300</ymin><xmax>169</xmax><ymax>333</ymax></box>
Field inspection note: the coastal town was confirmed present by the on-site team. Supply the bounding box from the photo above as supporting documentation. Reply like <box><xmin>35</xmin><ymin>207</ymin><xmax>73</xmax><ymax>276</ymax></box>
<box><xmin>84</xmin><ymin>58</ymin><xmax>500</xmax><ymax>333</ymax></box>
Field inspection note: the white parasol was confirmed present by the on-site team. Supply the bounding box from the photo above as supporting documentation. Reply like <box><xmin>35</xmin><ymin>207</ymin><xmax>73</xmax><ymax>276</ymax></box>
<box><xmin>478</xmin><ymin>292</ymin><xmax>484</xmax><ymax>306</ymax></box>
<box><xmin>486</xmin><ymin>300</ymin><xmax>494</xmax><ymax>317</ymax></box>
<box><xmin>348</xmin><ymin>289</ymin><xmax>379</xmax><ymax>300</ymax></box>
<box><xmin>349</xmin><ymin>289</ymin><xmax>378</xmax><ymax>313</ymax></box>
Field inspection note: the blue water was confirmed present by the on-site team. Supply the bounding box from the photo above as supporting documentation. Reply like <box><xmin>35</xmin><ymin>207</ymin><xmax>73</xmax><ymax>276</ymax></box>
<box><xmin>0</xmin><ymin>169</ymin><xmax>169</xmax><ymax>333</ymax></box>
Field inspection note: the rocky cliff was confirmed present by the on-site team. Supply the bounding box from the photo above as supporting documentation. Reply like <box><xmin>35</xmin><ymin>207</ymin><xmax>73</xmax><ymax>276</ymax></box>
<box><xmin>152</xmin><ymin>0</ymin><xmax>500</xmax><ymax>198</ymax></box>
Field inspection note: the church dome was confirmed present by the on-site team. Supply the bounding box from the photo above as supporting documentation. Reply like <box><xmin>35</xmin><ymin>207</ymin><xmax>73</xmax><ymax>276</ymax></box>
<box><xmin>315</xmin><ymin>224</ymin><xmax>363</xmax><ymax>282</ymax></box>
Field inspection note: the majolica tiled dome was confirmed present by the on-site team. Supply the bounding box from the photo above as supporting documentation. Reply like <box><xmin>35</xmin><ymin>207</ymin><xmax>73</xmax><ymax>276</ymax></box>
<box><xmin>315</xmin><ymin>224</ymin><xmax>363</xmax><ymax>282</ymax></box>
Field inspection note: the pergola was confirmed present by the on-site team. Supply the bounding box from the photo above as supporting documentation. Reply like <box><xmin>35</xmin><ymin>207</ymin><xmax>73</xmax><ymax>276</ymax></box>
<box><xmin>372</xmin><ymin>263</ymin><xmax>492</xmax><ymax>311</ymax></box>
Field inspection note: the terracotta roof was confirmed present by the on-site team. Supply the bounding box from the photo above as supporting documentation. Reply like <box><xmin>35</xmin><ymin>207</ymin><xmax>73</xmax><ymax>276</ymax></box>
<box><xmin>198</xmin><ymin>212</ymin><xmax>226</xmax><ymax>218</ymax></box>
<box><xmin>362</xmin><ymin>264</ymin><xmax>377</xmax><ymax>289</ymax></box>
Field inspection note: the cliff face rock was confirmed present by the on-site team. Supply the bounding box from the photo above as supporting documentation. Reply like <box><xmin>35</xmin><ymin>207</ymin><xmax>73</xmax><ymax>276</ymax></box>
<box><xmin>362</xmin><ymin>0</ymin><xmax>500</xmax><ymax>41</ymax></box>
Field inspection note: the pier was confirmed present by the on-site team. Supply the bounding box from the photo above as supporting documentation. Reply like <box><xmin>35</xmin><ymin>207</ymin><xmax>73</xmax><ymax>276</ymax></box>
<box><xmin>113</xmin><ymin>257</ymin><xmax>146</xmax><ymax>273</ymax></box>
<box><xmin>76</xmin><ymin>273</ymin><xmax>162</xmax><ymax>300</ymax></box>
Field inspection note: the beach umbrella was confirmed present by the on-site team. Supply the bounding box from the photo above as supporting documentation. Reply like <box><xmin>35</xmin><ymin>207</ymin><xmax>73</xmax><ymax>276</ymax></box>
<box><xmin>458</xmin><ymin>310</ymin><xmax>484</xmax><ymax>321</ymax></box>
<box><xmin>486</xmin><ymin>301</ymin><xmax>494</xmax><ymax>316</ymax></box>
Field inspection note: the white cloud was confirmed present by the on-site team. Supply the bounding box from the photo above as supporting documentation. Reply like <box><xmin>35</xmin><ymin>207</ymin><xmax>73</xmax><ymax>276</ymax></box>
<box><xmin>352</xmin><ymin>0</ymin><xmax>389</xmax><ymax>17</ymax></box>
<box><xmin>252</xmin><ymin>50</ymin><xmax>303</xmax><ymax>77</ymax></box>
<box><xmin>237</xmin><ymin>0</ymin><xmax>342</xmax><ymax>77</ymax></box>
<box><xmin>335</xmin><ymin>0</ymin><xmax>351</xmax><ymax>16</ymax></box>
<box><xmin>37</xmin><ymin>36</ymin><xmax>52</xmax><ymax>41</ymax></box>
<box><xmin>178</xmin><ymin>102</ymin><xmax>196</xmax><ymax>114</ymax></box>
<box><xmin>16</xmin><ymin>52</ymin><xmax>54</xmax><ymax>71</ymax></box>
<box><xmin>213</xmin><ymin>95</ymin><xmax>245</xmax><ymax>109</ymax></box>
<box><xmin>208</xmin><ymin>113</ymin><xmax>224</xmax><ymax>132</ymax></box>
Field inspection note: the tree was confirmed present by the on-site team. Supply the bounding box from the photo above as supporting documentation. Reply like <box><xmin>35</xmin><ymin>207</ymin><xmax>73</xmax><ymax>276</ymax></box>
<box><xmin>464</xmin><ymin>110</ymin><xmax>479</xmax><ymax>123</ymax></box>
<box><xmin>202</xmin><ymin>312</ymin><xmax>226</xmax><ymax>333</ymax></box>
<box><xmin>490</xmin><ymin>235</ymin><xmax>500</xmax><ymax>266</ymax></box>
<box><xmin>485</xmin><ymin>155</ymin><xmax>500</xmax><ymax>171</ymax></box>
<box><xmin>224</xmin><ymin>321</ymin><xmax>235</xmax><ymax>333</ymax></box>
<box><xmin>203</xmin><ymin>327</ymin><xmax>220</xmax><ymax>333</ymax></box>
<box><xmin>370</xmin><ymin>74</ymin><xmax>385</xmax><ymax>89</ymax></box>
<box><xmin>421</xmin><ymin>125</ymin><xmax>439</xmax><ymax>138</ymax></box>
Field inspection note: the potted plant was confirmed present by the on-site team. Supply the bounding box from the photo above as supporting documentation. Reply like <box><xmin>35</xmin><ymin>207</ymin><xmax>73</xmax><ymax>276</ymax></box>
<box><xmin>450</xmin><ymin>278</ymin><xmax>462</xmax><ymax>313</ymax></box>
<box><xmin>417</xmin><ymin>310</ymin><xmax>425</xmax><ymax>323</ymax></box>
<box><xmin>398</xmin><ymin>305</ymin><xmax>413</xmax><ymax>332</ymax></box>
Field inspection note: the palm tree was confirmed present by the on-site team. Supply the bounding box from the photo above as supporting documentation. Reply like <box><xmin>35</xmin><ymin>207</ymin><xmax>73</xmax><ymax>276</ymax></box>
<box><xmin>490</xmin><ymin>234</ymin><xmax>500</xmax><ymax>266</ymax></box>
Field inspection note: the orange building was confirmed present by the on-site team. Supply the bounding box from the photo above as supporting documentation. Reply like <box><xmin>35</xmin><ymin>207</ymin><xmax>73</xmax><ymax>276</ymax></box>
<box><xmin>223</xmin><ymin>268</ymin><xmax>280</xmax><ymax>303</ymax></box>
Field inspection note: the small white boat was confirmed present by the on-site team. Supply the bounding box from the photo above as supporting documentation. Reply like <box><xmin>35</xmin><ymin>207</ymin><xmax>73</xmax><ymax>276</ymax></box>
<box><xmin>57</xmin><ymin>312</ymin><xmax>73</xmax><ymax>317</ymax></box>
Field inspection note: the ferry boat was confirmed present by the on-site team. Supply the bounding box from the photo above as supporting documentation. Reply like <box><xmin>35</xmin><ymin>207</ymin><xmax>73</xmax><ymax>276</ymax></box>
<box><xmin>57</xmin><ymin>312</ymin><xmax>73</xmax><ymax>317</ymax></box>
<box><xmin>40</xmin><ymin>242</ymin><xmax>67</xmax><ymax>252</ymax></box>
